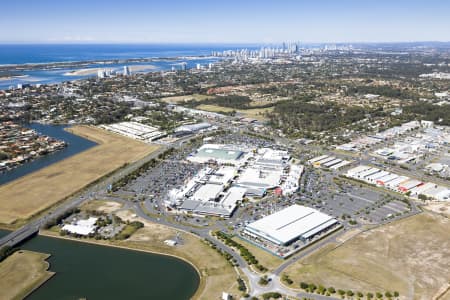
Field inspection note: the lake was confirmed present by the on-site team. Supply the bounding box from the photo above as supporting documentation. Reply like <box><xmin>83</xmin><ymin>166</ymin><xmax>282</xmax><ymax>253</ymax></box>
<box><xmin>0</xmin><ymin>230</ymin><xmax>199</xmax><ymax>300</ymax></box>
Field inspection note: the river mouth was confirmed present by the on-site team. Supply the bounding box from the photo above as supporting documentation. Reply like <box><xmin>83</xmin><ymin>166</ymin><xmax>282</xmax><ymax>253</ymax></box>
<box><xmin>0</xmin><ymin>230</ymin><xmax>200</xmax><ymax>300</ymax></box>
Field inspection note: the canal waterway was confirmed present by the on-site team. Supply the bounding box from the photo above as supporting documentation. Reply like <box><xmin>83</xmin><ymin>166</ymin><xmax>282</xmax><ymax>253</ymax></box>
<box><xmin>0</xmin><ymin>123</ymin><xmax>97</xmax><ymax>185</ymax></box>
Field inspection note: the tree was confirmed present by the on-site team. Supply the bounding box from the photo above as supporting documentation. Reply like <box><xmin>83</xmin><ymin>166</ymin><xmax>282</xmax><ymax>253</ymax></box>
<box><xmin>0</xmin><ymin>151</ymin><xmax>10</xmax><ymax>160</ymax></box>
<box><xmin>418</xmin><ymin>194</ymin><xmax>428</xmax><ymax>201</ymax></box>
<box><xmin>258</xmin><ymin>276</ymin><xmax>269</xmax><ymax>286</ymax></box>
<box><xmin>262</xmin><ymin>292</ymin><xmax>282</xmax><ymax>300</ymax></box>
<box><xmin>300</xmin><ymin>282</ymin><xmax>309</xmax><ymax>290</ymax></box>
<box><xmin>318</xmin><ymin>285</ymin><xmax>326</xmax><ymax>294</ymax></box>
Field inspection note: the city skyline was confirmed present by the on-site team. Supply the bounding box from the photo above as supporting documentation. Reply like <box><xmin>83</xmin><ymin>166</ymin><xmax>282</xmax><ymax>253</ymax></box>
<box><xmin>1</xmin><ymin>0</ymin><xmax>449</xmax><ymax>44</ymax></box>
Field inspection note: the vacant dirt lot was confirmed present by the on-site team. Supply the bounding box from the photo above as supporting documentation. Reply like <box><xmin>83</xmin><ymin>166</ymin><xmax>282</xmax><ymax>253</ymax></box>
<box><xmin>424</xmin><ymin>201</ymin><xmax>450</xmax><ymax>218</ymax></box>
<box><xmin>0</xmin><ymin>250</ymin><xmax>54</xmax><ymax>300</ymax></box>
<box><xmin>284</xmin><ymin>213</ymin><xmax>450</xmax><ymax>300</ymax></box>
<box><xmin>0</xmin><ymin>126</ymin><xmax>158</xmax><ymax>225</ymax></box>
<box><xmin>80</xmin><ymin>199</ymin><xmax>123</xmax><ymax>214</ymax></box>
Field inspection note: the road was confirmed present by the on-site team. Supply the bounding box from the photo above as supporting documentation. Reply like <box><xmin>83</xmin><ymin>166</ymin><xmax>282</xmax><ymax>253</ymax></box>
<box><xmin>114</xmin><ymin>196</ymin><xmax>342</xmax><ymax>299</ymax></box>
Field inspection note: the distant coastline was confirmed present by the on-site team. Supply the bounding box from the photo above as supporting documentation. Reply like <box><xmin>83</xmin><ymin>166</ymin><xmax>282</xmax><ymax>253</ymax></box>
<box><xmin>0</xmin><ymin>44</ymin><xmax>229</xmax><ymax>90</ymax></box>
<box><xmin>63</xmin><ymin>64</ymin><xmax>157</xmax><ymax>76</ymax></box>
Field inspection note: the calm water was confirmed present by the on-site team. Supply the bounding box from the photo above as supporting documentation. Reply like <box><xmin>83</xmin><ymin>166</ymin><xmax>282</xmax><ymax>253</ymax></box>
<box><xmin>0</xmin><ymin>229</ymin><xmax>8</xmax><ymax>238</ymax></box>
<box><xmin>23</xmin><ymin>236</ymin><xmax>199</xmax><ymax>300</ymax></box>
<box><xmin>0</xmin><ymin>123</ymin><xmax>97</xmax><ymax>185</ymax></box>
<box><xmin>0</xmin><ymin>44</ymin><xmax>258</xmax><ymax>90</ymax></box>
<box><xmin>0</xmin><ymin>44</ymin><xmax>252</xmax><ymax>65</ymax></box>
<box><xmin>0</xmin><ymin>230</ymin><xmax>199</xmax><ymax>300</ymax></box>
<box><xmin>0</xmin><ymin>57</ymin><xmax>221</xmax><ymax>90</ymax></box>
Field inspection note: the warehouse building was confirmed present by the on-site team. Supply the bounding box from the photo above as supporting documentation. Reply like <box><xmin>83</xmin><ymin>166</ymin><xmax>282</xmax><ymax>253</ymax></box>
<box><xmin>100</xmin><ymin>121</ymin><xmax>166</xmax><ymax>142</ymax></box>
<box><xmin>330</xmin><ymin>160</ymin><xmax>351</xmax><ymax>170</ymax></box>
<box><xmin>366</xmin><ymin>171</ymin><xmax>390</xmax><ymax>183</ymax></box>
<box><xmin>243</xmin><ymin>205</ymin><xmax>338</xmax><ymax>246</ymax></box>
<box><xmin>308</xmin><ymin>155</ymin><xmax>328</xmax><ymax>164</ymax></box>
<box><xmin>375</xmin><ymin>173</ymin><xmax>399</xmax><ymax>186</ymax></box>
<box><xmin>386</xmin><ymin>176</ymin><xmax>410</xmax><ymax>190</ymax></box>
<box><xmin>398</xmin><ymin>179</ymin><xmax>423</xmax><ymax>193</ymax></box>
<box><xmin>346</xmin><ymin>164</ymin><xmax>450</xmax><ymax>201</ymax></box>
<box><xmin>173</xmin><ymin>122</ymin><xmax>212</xmax><ymax>136</ymax></box>
<box><xmin>346</xmin><ymin>165</ymin><xmax>372</xmax><ymax>177</ymax></box>
<box><xmin>308</xmin><ymin>155</ymin><xmax>351</xmax><ymax>170</ymax></box>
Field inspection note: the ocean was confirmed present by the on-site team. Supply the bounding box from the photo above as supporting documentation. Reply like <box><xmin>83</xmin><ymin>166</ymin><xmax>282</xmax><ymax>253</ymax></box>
<box><xmin>0</xmin><ymin>44</ymin><xmax>255</xmax><ymax>89</ymax></box>
<box><xmin>0</xmin><ymin>43</ymin><xmax>253</xmax><ymax>65</ymax></box>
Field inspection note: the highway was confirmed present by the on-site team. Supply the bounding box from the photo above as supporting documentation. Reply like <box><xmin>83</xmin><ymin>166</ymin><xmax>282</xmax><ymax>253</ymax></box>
<box><xmin>0</xmin><ymin>145</ymin><xmax>168</xmax><ymax>249</ymax></box>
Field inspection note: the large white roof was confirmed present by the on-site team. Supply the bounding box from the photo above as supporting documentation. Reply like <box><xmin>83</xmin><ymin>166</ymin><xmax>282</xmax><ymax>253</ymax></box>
<box><xmin>245</xmin><ymin>205</ymin><xmax>337</xmax><ymax>245</ymax></box>
<box><xmin>62</xmin><ymin>217</ymin><xmax>98</xmax><ymax>236</ymax></box>
<box><xmin>237</xmin><ymin>167</ymin><xmax>282</xmax><ymax>189</ymax></box>
<box><xmin>192</xmin><ymin>184</ymin><xmax>223</xmax><ymax>202</ymax></box>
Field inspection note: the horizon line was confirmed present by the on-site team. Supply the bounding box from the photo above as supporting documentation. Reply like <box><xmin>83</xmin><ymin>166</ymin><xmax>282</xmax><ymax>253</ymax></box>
<box><xmin>0</xmin><ymin>40</ymin><xmax>450</xmax><ymax>45</ymax></box>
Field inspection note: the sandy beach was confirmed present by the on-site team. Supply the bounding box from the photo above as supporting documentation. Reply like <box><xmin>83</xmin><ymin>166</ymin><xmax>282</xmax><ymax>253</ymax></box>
<box><xmin>64</xmin><ymin>64</ymin><xmax>156</xmax><ymax>76</ymax></box>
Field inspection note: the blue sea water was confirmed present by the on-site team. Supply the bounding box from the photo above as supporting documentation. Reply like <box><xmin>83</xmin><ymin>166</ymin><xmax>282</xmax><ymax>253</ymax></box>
<box><xmin>0</xmin><ymin>44</ymin><xmax>255</xmax><ymax>90</ymax></box>
<box><xmin>0</xmin><ymin>44</ymin><xmax>251</xmax><ymax>65</ymax></box>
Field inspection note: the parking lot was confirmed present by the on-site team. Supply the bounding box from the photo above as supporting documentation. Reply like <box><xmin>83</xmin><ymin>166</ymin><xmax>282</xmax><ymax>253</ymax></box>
<box><xmin>295</xmin><ymin>167</ymin><xmax>414</xmax><ymax>225</ymax></box>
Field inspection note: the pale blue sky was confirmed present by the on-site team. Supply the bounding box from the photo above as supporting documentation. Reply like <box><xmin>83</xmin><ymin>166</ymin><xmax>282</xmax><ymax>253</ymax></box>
<box><xmin>1</xmin><ymin>0</ymin><xmax>449</xmax><ymax>43</ymax></box>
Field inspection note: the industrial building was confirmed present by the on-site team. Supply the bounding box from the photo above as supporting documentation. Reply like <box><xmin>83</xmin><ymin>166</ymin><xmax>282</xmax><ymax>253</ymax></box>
<box><xmin>373</xmin><ymin>124</ymin><xmax>450</xmax><ymax>165</ymax></box>
<box><xmin>308</xmin><ymin>155</ymin><xmax>351</xmax><ymax>170</ymax></box>
<box><xmin>375</xmin><ymin>173</ymin><xmax>399</xmax><ymax>186</ymax></box>
<box><xmin>100</xmin><ymin>121</ymin><xmax>166</xmax><ymax>142</ymax></box>
<box><xmin>243</xmin><ymin>205</ymin><xmax>338</xmax><ymax>246</ymax></box>
<box><xmin>173</xmin><ymin>122</ymin><xmax>213</xmax><ymax>136</ymax></box>
<box><xmin>346</xmin><ymin>165</ymin><xmax>450</xmax><ymax>201</ymax></box>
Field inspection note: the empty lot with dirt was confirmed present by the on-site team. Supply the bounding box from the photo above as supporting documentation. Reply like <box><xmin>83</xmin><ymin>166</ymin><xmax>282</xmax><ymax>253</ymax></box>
<box><xmin>284</xmin><ymin>212</ymin><xmax>450</xmax><ymax>300</ymax></box>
